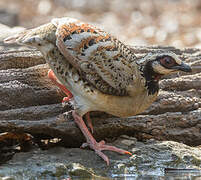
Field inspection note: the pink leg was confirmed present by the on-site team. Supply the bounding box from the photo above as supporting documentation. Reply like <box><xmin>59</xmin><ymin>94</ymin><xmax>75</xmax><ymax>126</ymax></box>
<box><xmin>48</xmin><ymin>70</ymin><xmax>94</xmax><ymax>132</ymax></box>
<box><xmin>85</xmin><ymin>112</ymin><xmax>93</xmax><ymax>133</ymax></box>
<box><xmin>72</xmin><ymin>111</ymin><xmax>132</xmax><ymax>165</ymax></box>
<box><xmin>48</xmin><ymin>70</ymin><xmax>73</xmax><ymax>102</ymax></box>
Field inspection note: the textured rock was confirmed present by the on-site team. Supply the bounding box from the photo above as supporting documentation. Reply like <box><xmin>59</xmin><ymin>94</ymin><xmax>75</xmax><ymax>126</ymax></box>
<box><xmin>0</xmin><ymin>46</ymin><xmax>200</xmax><ymax>147</ymax></box>
<box><xmin>0</xmin><ymin>138</ymin><xmax>200</xmax><ymax>179</ymax></box>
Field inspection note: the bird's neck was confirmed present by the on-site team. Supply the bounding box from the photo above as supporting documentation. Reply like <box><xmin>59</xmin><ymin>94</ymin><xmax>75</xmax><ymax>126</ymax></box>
<box><xmin>39</xmin><ymin>43</ymin><xmax>55</xmax><ymax>55</ymax></box>
<box><xmin>142</xmin><ymin>64</ymin><xmax>161</xmax><ymax>95</ymax></box>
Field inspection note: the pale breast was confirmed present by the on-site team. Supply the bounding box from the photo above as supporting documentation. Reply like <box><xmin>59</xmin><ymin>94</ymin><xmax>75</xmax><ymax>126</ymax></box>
<box><xmin>93</xmin><ymin>88</ymin><xmax>158</xmax><ymax>118</ymax></box>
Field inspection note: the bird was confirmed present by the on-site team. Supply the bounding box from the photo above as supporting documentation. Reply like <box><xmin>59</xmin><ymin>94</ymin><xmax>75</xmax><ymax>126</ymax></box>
<box><xmin>4</xmin><ymin>17</ymin><xmax>192</xmax><ymax>165</ymax></box>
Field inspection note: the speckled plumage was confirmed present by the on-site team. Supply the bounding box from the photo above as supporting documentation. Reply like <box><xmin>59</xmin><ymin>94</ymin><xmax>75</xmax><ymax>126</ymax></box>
<box><xmin>34</xmin><ymin>18</ymin><xmax>158</xmax><ymax>117</ymax></box>
<box><xmin>4</xmin><ymin>17</ymin><xmax>192</xmax><ymax>165</ymax></box>
<box><xmin>53</xmin><ymin>17</ymin><xmax>137</xmax><ymax>96</ymax></box>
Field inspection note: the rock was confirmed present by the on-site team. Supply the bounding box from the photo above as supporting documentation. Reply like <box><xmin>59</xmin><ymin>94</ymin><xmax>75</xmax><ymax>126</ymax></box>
<box><xmin>68</xmin><ymin>163</ymin><xmax>95</xmax><ymax>178</ymax></box>
<box><xmin>0</xmin><ymin>138</ymin><xmax>200</xmax><ymax>179</ymax></box>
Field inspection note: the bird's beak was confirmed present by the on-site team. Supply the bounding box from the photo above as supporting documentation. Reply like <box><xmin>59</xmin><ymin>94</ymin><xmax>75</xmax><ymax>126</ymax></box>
<box><xmin>172</xmin><ymin>62</ymin><xmax>192</xmax><ymax>72</ymax></box>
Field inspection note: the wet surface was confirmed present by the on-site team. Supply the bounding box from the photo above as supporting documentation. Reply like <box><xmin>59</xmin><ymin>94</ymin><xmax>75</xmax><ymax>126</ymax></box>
<box><xmin>0</xmin><ymin>136</ymin><xmax>201</xmax><ymax>179</ymax></box>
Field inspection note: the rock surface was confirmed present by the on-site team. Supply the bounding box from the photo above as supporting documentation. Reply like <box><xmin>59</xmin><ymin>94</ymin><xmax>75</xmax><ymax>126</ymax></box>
<box><xmin>0</xmin><ymin>137</ymin><xmax>201</xmax><ymax>179</ymax></box>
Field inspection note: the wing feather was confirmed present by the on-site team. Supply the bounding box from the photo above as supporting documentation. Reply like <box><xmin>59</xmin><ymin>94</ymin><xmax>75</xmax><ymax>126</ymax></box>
<box><xmin>52</xmin><ymin>17</ymin><xmax>137</xmax><ymax>96</ymax></box>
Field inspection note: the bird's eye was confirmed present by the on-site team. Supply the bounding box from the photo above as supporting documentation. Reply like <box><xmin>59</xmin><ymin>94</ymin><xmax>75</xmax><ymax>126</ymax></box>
<box><xmin>159</xmin><ymin>56</ymin><xmax>175</xmax><ymax>68</ymax></box>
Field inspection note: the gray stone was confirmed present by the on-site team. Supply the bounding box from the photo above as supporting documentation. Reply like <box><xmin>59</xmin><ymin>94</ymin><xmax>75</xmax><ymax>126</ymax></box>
<box><xmin>0</xmin><ymin>139</ymin><xmax>200</xmax><ymax>179</ymax></box>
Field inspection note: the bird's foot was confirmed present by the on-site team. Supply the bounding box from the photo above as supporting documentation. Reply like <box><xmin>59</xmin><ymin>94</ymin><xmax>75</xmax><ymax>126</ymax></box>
<box><xmin>81</xmin><ymin>140</ymin><xmax>132</xmax><ymax>165</ymax></box>
<box><xmin>62</xmin><ymin>96</ymin><xmax>72</xmax><ymax>103</ymax></box>
<box><xmin>72</xmin><ymin>111</ymin><xmax>132</xmax><ymax>165</ymax></box>
<box><xmin>62</xmin><ymin>97</ymin><xmax>74</xmax><ymax>108</ymax></box>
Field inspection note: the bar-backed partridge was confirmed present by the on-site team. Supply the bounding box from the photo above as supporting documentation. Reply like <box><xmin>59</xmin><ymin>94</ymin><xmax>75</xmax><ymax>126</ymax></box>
<box><xmin>4</xmin><ymin>17</ymin><xmax>192</xmax><ymax>165</ymax></box>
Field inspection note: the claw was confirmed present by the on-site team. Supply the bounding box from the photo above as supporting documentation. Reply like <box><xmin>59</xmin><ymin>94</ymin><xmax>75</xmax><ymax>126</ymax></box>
<box><xmin>80</xmin><ymin>142</ymin><xmax>89</xmax><ymax>148</ymax></box>
<box><xmin>124</xmin><ymin>151</ymin><xmax>132</xmax><ymax>156</ymax></box>
<box><xmin>95</xmin><ymin>150</ymin><xmax>109</xmax><ymax>166</ymax></box>
<box><xmin>62</xmin><ymin>96</ymin><xmax>71</xmax><ymax>103</ymax></box>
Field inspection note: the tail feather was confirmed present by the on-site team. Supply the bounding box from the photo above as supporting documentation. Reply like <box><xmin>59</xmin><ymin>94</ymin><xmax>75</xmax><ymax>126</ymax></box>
<box><xmin>4</xmin><ymin>30</ymin><xmax>28</xmax><ymax>44</ymax></box>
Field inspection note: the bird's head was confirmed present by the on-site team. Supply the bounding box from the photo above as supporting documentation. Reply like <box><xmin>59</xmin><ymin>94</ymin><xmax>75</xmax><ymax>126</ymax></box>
<box><xmin>4</xmin><ymin>23</ymin><xmax>57</xmax><ymax>53</ymax></box>
<box><xmin>138</xmin><ymin>51</ymin><xmax>192</xmax><ymax>95</ymax></box>
<box><xmin>140</xmin><ymin>51</ymin><xmax>192</xmax><ymax>81</ymax></box>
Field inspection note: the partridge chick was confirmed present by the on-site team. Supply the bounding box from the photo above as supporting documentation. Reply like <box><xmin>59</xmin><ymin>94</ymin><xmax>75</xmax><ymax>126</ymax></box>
<box><xmin>4</xmin><ymin>17</ymin><xmax>192</xmax><ymax>165</ymax></box>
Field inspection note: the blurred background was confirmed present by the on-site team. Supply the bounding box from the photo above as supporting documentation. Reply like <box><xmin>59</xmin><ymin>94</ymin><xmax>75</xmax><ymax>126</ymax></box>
<box><xmin>0</xmin><ymin>0</ymin><xmax>201</xmax><ymax>48</ymax></box>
